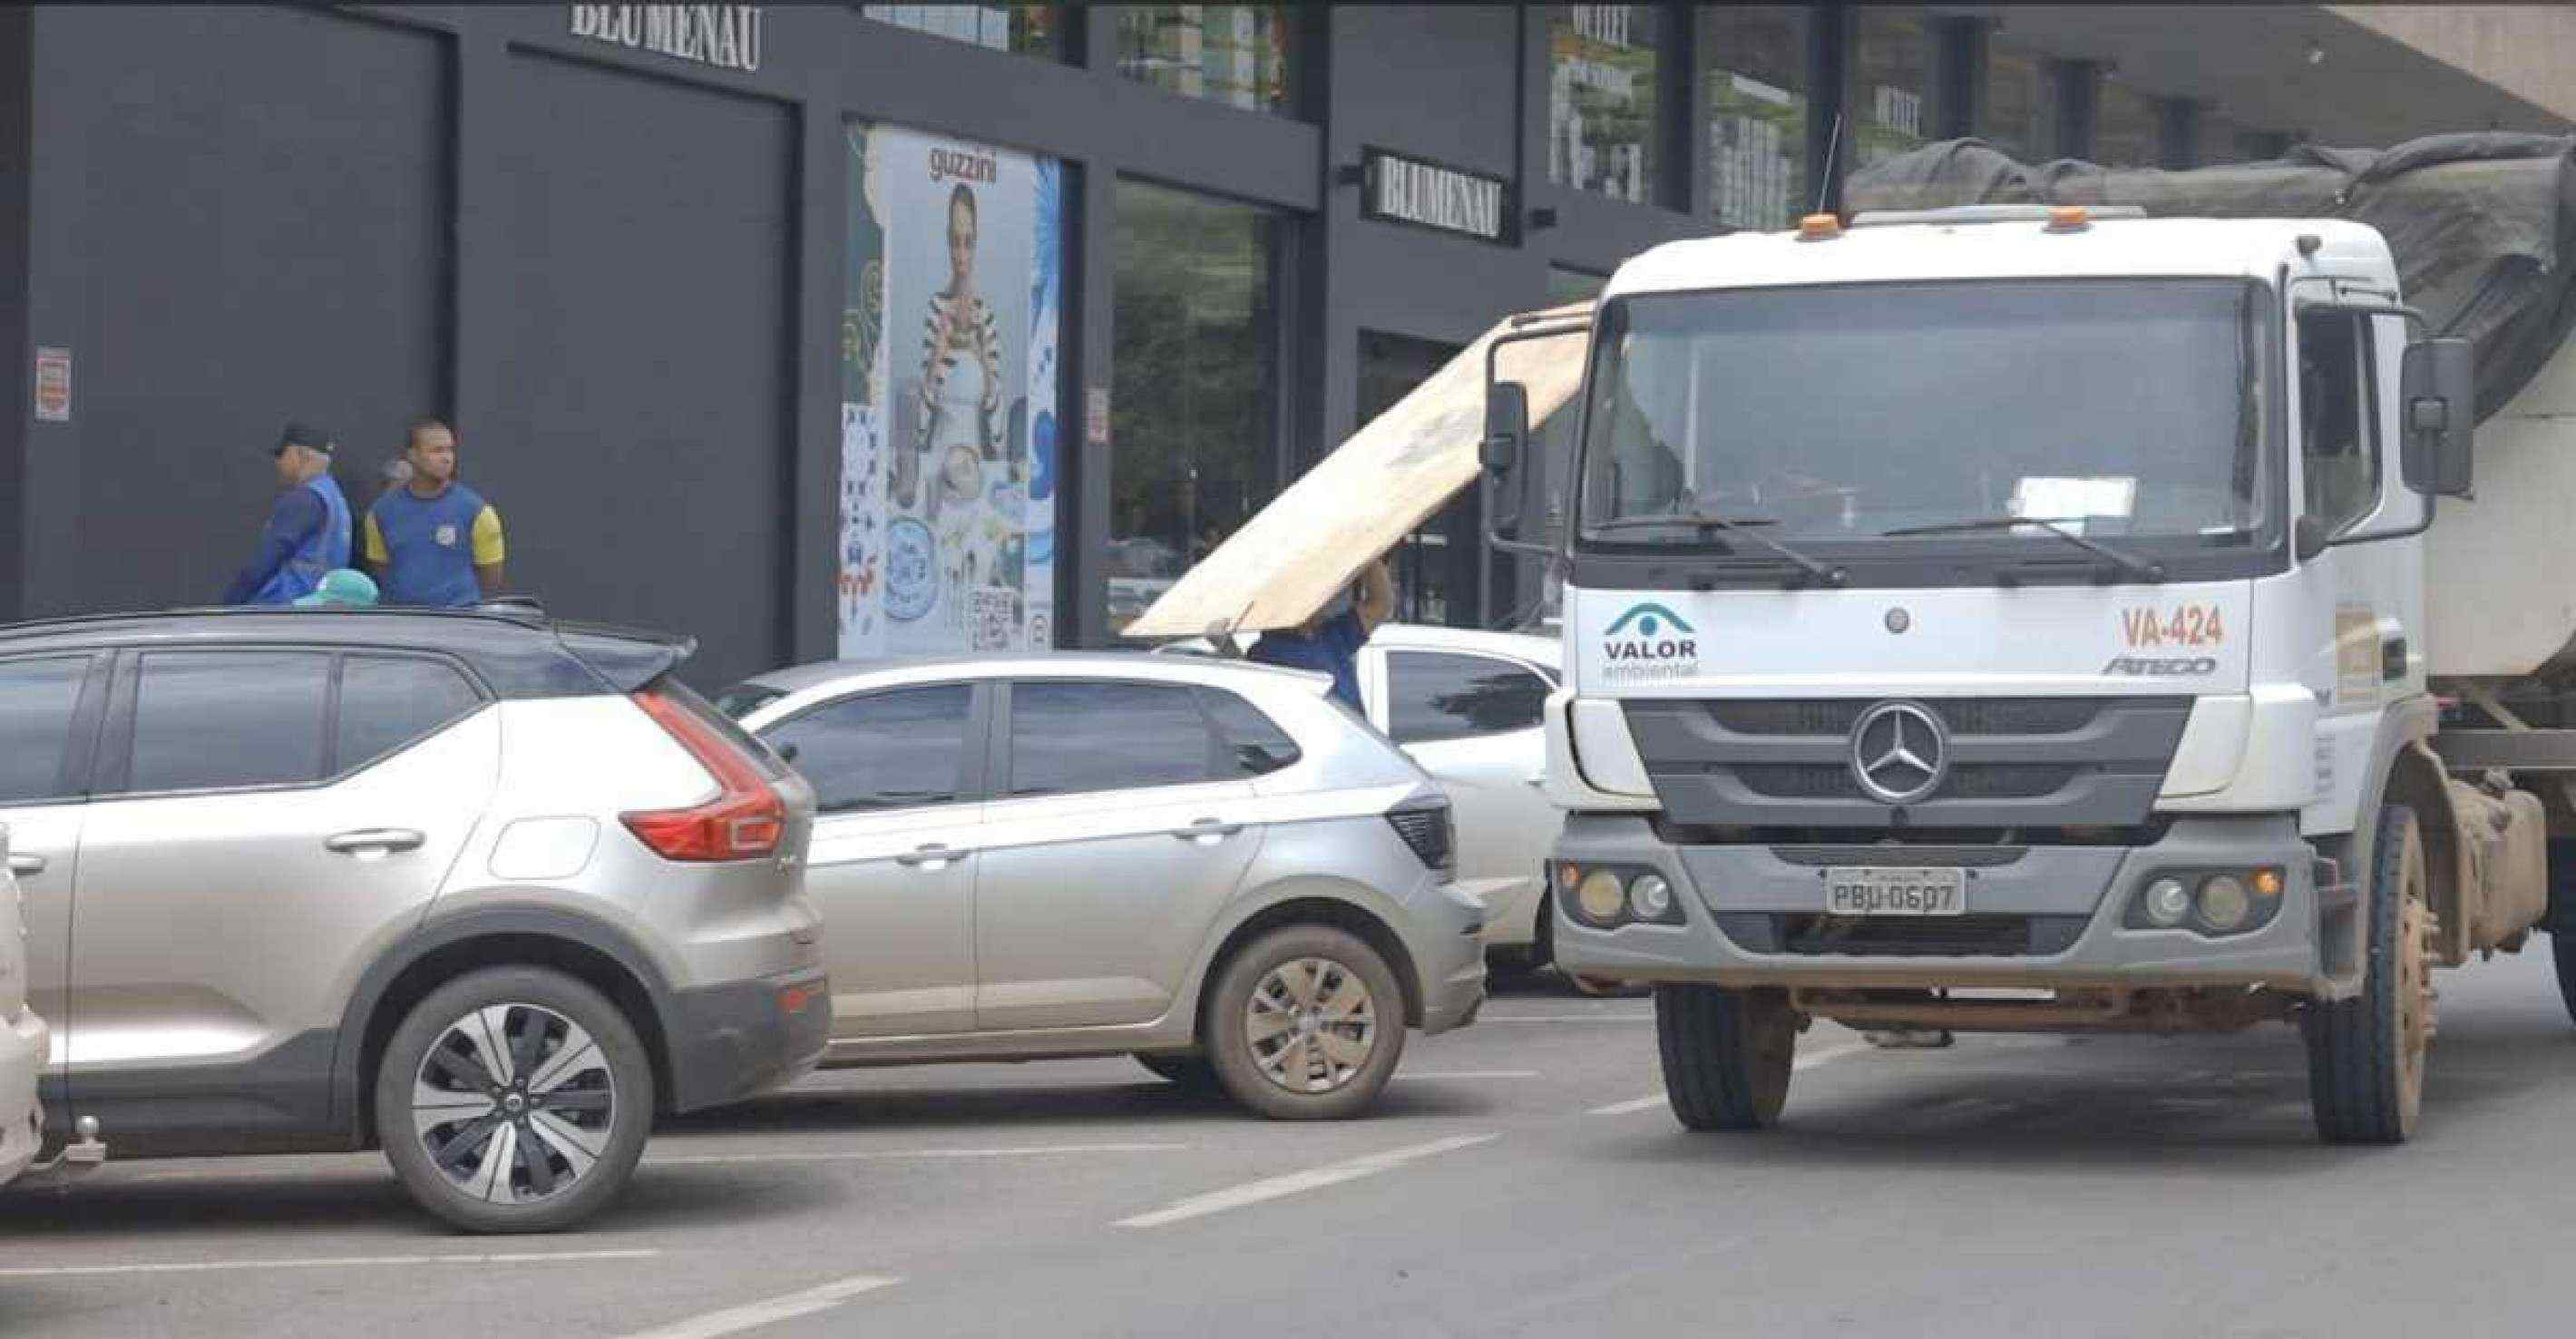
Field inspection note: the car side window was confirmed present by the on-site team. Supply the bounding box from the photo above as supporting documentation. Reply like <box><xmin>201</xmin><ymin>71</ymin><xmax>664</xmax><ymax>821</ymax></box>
<box><xmin>1007</xmin><ymin>680</ymin><xmax>1220</xmax><ymax>797</ymax></box>
<box><xmin>1385</xmin><ymin>651</ymin><xmax>1553</xmax><ymax>745</ymax></box>
<box><xmin>1195</xmin><ymin>687</ymin><xmax>1301</xmax><ymax>777</ymax></box>
<box><xmin>0</xmin><ymin>656</ymin><xmax>93</xmax><ymax>805</ymax></box>
<box><xmin>335</xmin><ymin>656</ymin><xmax>485</xmax><ymax>776</ymax></box>
<box><xmin>2298</xmin><ymin>308</ymin><xmax>2381</xmax><ymax>535</ymax></box>
<box><xmin>126</xmin><ymin>650</ymin><xmax>333</xmax><ymax>794</ymax></box>
<box><xmin>766</xmin><ymin>684</ymin><xmax>975</xmax><ymax>814</ymax></box>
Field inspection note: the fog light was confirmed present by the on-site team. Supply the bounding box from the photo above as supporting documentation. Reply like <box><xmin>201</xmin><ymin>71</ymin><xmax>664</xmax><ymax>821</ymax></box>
<box><xmin>2143</xmin><ymin>877</ymin><xmax>2192</xmax><ymax>927</ymax></box>
<box><xmin>1576</xmin><ymin>869</ymin><xmax>1628</xmax><ymax>924</ymax></box>
<box><xmin>2199</xmin><ymin>875</ymin><xmax>2252</xmax><ymax>932</ymax></box>
<box><xmin>1628</xmin><ymin>873</ymin><xmax>1673</xmax><ymax>921</ymax></box>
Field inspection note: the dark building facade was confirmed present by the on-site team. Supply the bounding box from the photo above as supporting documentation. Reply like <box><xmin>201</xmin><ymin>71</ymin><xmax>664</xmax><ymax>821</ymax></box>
<box><xmin>2</xmin><ymin>5</ymin><xmax>2565</xmax><ymax>687</ymax></box>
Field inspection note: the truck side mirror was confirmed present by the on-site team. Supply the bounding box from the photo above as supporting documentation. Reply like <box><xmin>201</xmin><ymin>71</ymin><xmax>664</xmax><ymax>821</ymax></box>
<box><xmin>2400</xmin><ymin>338</ymin><xmax>2474</xmax><ymax>499</ymax></box>
<box><xmin>1481</xmin><ymin>381</ymin><xmax>1530</xmax><ymax>477</ymax></box>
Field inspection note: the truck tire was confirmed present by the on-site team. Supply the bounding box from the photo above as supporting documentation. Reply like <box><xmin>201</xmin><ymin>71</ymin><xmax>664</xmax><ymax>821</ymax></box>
<box><xmin>2552</xmin><ymin>931</ymin><xmax>2576</xmax><ymax>1028</ymax></box>
<box><xmin>2303</xmin><ymin>804</ymin><xmax>2436</xmax><ymax>1145</ymax></box>
<box><xmin>1655</xmin><ymin>984</ymin><xmax>1795</xmax><ymax>1131</ymax></box>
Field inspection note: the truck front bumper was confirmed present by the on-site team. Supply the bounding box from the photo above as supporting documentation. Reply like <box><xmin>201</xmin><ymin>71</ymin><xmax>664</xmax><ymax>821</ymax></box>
<box><xmin>1550</xmin><ymin>813</ymin><xmax>2327</xmax><ymax>992</ymax></box>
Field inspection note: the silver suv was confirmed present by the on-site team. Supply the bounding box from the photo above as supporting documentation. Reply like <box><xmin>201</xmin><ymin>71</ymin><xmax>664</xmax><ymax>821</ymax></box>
<box><xmin>0</xmin><ymin>608</ymin><xmax>827</xmax><ymax>1232</ymax></box>
<box><xmin>720</xmin><ymin>654</ymin><xmax>1487</xmax><ymax>1119</ymax></box>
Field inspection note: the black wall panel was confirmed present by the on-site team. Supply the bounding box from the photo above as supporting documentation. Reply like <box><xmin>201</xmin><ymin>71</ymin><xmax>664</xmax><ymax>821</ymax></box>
<box><xmin>489</xmin><ymin>52</ymin><xmax>795</xmax><ymax>689</ymax></box>
<box><xmin>38</xmin><ymin>6</ymin><xmax>449</xmax><ymax>617</ymax></box>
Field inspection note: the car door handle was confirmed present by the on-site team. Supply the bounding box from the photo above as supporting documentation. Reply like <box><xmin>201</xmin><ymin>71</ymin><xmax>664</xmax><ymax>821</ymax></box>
<box><xmin>6</xmin><ymin>855</ymin><xmax>43</xmax><ymax>875</ymax></box>
<box><xmin>893</xmin><ymin>843</ymin><xmax>969</xmax><ymax>869</ymax></box>
<box><xmin>1172</xmin><ymin>819</ymin><xmax>1244</xmax><ymax>843</ymax></box>
<box><xmin>325</xmin><ymin>828</ymin><xmax>426</xmax><ymax>856</ymax></box>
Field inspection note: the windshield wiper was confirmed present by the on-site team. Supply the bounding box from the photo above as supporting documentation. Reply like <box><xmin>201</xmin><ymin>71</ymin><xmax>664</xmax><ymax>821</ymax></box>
<box><xmin>1589</xmin><ymin>513</ymin><xmax>1848</xmax><ymax>587</ymax></box>
<box><xmin>1879</xmin><ymin>516</ymin><xmax>2166</xmax><ymax>583</ymax></box>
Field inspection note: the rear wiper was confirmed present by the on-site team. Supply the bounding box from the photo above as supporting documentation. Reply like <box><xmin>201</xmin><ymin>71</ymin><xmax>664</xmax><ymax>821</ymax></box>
<box><xmin>1588</xmin><ymin>513</ymin><xmax>1848</xmax><ymax>587</ymax></box>
<box><xmin>1879</xmin><ymin>516</ymin><xmax>2166</xmax><ymax>583</ymax></box>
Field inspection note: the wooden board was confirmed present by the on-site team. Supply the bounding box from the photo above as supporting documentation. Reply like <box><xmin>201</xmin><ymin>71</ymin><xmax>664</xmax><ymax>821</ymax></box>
<box><xmin>1122</xmin><ymin>303</ymin><xmax>1594</xmax><ymax>639</ymax></box>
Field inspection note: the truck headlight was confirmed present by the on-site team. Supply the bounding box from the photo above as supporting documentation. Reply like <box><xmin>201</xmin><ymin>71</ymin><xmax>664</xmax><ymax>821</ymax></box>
<box><xmin>1576</xmin><ymin>869</ymin><xmax>1628</xmax><ymax>924</ymax></box>
<box><xmin>2197</xmin><ymin>875</ymin><xmax>2251</xmax><ymax>932</ymax></box>
<box><xmin>1628</xmin><ymin>874</ymin><xmax>1673</xmax><ymax>921</ymax></box>
<box><xmin>1556</xmin><ymin>863</ymin><xmax>1687</xmax><ymax>928</ymax></box>
<box><xmin>2125</xmin><ymin>867</ymin><xmax>2286</xmax><ymax>938</ymax></box>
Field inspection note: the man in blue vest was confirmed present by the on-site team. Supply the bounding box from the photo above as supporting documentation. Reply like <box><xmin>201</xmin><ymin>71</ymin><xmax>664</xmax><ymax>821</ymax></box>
<box><xmin>363</xmin><ymin>417</ymin><xmax>506</xmax><ymax>607</ymax></box>
<box><xmin>222</xmin><ymin>421</ymin><xmax>352</xmax><ymax>607</ymax></box>
<box><xmin>1246</xmin><ymin>559</ymin><xmax>1392</xmax><ymax>709</ymax></box>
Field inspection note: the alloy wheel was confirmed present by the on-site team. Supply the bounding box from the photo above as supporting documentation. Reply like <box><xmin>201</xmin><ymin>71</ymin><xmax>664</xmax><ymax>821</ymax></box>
<box><xmin>1244</xmin><ymin>956</ymin><xmax>1379</xmax><ymax>1095</ymax></box>
<box><xmin>410</xmin><ymin>1002</ymin><xmax>616</xmax><ymax>1205</ymax></box>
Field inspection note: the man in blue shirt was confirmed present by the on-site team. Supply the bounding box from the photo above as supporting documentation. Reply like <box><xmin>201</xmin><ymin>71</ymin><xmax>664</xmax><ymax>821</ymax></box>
<box><xmin>222</xmin><ymin>421</ymin><xmax>352</xmax><ymax>606</ymax></box>
<box><xmin>1246</xmin><ymin>560</ymin><xmax>1392</xmax><ymax>708</ymax></box>
<box><xmin>363</xmin><ymin>417</ymin><xmax>507</xmax><ymax>608</ymax></box>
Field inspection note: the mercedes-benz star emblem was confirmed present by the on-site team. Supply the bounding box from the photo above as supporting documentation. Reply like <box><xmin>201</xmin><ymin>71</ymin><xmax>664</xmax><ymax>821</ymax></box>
<box><xmin>1849</xmin><ymin>701</ymin><xmax>1947</xmax><ymax>806</ymax></box>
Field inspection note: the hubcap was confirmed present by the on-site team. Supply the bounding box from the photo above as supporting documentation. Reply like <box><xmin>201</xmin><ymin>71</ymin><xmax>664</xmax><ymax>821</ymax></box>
<box><xmin>412</xmin><ymin>1002</ymin><xmax>615</xmax><ymax>1205</ymax></box>
<box><xmin>1245</xmin><ymin>957</ymin><xmax>1378</xmax><ymax>1095</ymax></box>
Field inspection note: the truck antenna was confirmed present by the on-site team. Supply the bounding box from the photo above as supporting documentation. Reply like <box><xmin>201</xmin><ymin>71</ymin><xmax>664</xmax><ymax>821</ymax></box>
<box><xmin>1815</xmin><ymin>112</ymin><xmax>1845</xmax><ymax>216</ymax></box>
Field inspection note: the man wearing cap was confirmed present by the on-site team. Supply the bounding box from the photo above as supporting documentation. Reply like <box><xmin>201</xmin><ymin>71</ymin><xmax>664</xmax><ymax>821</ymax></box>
<box><xmin>1245</xmin><ymin>559</ymin><xmax>1392</xmax><ymax>709</ymax></box>
<box><xmin>363</xmin><ymin>417</ymin><xmax>505</xmax><ymax>608</ymax></box>
<box><xmin>221</xmin><ymin>420</ymin><xmax>353</xmax><ymax>607</ymax></box>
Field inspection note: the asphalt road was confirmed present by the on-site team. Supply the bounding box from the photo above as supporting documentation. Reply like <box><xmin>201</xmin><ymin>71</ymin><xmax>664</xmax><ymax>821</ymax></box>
<box><xmin>7</xmin><ymin>952</ymin><xmax>2575</xmax><ymax>1339</ymax></box>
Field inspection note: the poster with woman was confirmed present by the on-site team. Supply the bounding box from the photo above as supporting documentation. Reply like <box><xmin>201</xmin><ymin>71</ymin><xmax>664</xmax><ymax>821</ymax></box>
<box><xmin>840</xmin><ymin>122</ymin><xmax>1062</xmax><ymax>658</ymax></box>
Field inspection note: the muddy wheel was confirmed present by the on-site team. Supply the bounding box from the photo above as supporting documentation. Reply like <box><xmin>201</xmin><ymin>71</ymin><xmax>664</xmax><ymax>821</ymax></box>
<box><xmin>2304</xmin><ymin>804</ymin><xmax>2436</xmax><ymax>1144</ymax></box>
<box><xmin>1655</xmin><ymin>985</ymin><xmax>1796</xmax><ymax>1131</ymax></box>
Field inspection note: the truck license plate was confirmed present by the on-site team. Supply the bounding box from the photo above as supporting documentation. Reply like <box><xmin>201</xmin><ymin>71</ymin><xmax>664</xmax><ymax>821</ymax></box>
<box><xmin>1824</xmin><ymin>867</ymin><xmax>1966</xmax><ymax>916</ymax></box>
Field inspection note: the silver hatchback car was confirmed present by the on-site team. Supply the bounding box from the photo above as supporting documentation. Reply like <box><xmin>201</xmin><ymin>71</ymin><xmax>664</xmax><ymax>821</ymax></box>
<box><xmin>0</xmin><ymin>608</ymin><xmax>828</xmax><ymax>1231</ymax></box>
<box><xmin>720</xmin><ymin>653</ymin><xmax>1487</xmax><ymax>1119</ymax></box>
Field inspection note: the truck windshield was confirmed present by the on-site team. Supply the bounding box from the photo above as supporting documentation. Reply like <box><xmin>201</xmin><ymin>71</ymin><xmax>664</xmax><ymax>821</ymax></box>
<box><xmin>1576</xmin><ymin>279</ymin><xmax>2272</xmax><ymax>556</ymax></box>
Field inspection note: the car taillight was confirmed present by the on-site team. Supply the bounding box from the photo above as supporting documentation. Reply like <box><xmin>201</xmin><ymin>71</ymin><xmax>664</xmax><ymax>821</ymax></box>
<box><xmin>1385</xmin><ymin>802</ymin><xmax>1455</xmax><ymax>874</ymax></box>
<box><xmin>622</xmin><ymin>687</ymin><xmax>787</xmax><ymax>862</ymax></box>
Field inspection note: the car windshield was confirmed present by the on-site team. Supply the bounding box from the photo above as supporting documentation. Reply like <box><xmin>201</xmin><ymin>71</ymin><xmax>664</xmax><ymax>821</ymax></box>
<box><xmin>1576</xmin><ymin>279</ymin><xmax>2273</xmax><ymax>550</ymax></box>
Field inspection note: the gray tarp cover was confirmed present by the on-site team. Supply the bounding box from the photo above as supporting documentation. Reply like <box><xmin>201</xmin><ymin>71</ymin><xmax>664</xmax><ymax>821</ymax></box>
<box><xmin>1846</xmin><ymin>134</ymin><xmax>2576</xmax><ymax>421</ymax></box>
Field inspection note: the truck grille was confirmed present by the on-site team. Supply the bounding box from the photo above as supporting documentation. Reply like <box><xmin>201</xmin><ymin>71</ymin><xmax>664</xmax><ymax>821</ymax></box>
<box><xmin>1714</xmin><ymin>913</ymin><xmax>2090</xmax><ymax>958</ymax></box>
<box><xmin>1625</xmin><ymin>697</ymin><xmax>2191</xmax><ymax>832</ymax></box>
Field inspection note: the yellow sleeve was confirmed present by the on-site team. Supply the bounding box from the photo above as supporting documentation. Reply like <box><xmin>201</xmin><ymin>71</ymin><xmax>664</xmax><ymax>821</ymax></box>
<box><xmin>362</xmin><ymin>513</ymin><xmax>388</xmax><ymax>564</ymax></box>
<box><xmin>472</xmin><ymin>505</ymin><xmax>505</xmax><ymax>565</ymax></box>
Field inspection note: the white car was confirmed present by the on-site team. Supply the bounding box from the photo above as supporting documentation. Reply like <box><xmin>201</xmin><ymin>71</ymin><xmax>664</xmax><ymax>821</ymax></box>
<box><xmin>2</xmin><ymin>825</ymin><xmax>47</xmax><ymax>1188</ymax></box>
<box><xmin>1160</xmin><ymin>625</ymin><xmax>1565</xmax><ymax>963</ymax></box>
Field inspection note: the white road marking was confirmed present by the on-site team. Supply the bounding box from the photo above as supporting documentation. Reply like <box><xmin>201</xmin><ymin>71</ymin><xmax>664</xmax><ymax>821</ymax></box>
<box><xmin>0</xmin><ymin>1249</ymin><xmax>659</xmax><ymax>1280</ymax></box>
<box><xmin>650</xmin><ymin>1141</ymin><xmax>1187</xmax><ymax>1168</ymax></box>
<box><xmin>1116</xmin><ymin>1133</ymin><xmax>1498</xmax><ymax>1228</ymax></box>
<box><xmin>1478</xmin><ymin>1013</ymin><xmax>1654</xmax><ymax>1024</ymax></box>
<box><xmin>617</xmin><ymin>1274</ymin><xmax>903</xmax><ymax>1339</ymax></box>
<box><xmin>1394</xmin><ymin>1070</ymin><xmax>1540</xmax><ymax>1080</ymax></box>
<box><xmin>1586</xmin><ymin>1041</ymin><xmax>1874</xmax><ymax>1116</ymax></box>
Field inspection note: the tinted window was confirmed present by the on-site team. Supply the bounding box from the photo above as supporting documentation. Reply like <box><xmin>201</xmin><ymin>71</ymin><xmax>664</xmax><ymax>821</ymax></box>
<box><xmin>336</xmin><ymin>656</ymin><xmax>483</xmax><ymax>775</ymax></box>
<box><xmin>128</xmin><ymin>651</ymin><xmax>331</xmax><ymax>793</ymax></box>
<box><xmin>0</xmin><ymin>657</ymin><xmax>91</xmax><ymax>805</ymax></box>
<box><xmin>767</xmin><ymin>685</ymin><xmax>974</xmax><ymax>814</ymax></box>
<box><xmin>1195</xmin><ymin>688</ymin><xmax>1301</xmax><ymax>777</ymax></box>
<box><xmin>2299</xmin><ymin>309</ymin><xmax>2381</xmax><ymax>535</ymax></box>
<box><xmin>1009</xmin><ymin>681</ymin><xmax>1216</xmax><ymax>797</ymax></box>
<box><xmin>1386</xmin><ymin>652</ymin><xmax>1552</xmax><ymax>744</ymax></box>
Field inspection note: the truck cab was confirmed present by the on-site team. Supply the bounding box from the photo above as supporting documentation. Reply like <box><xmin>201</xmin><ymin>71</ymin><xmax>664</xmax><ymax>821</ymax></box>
<box><xmin>1493</xmin><ymin>205</ymin><xmax>2533</xmax><ymax>1142</ymax></box>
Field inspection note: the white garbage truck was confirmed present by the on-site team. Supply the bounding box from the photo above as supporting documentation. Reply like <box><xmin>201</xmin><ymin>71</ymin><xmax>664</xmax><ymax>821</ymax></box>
<box><xmin>1477</xmin><ymin>138</ymin><xmax>2576</xmax><ymax>1143</ymax></box>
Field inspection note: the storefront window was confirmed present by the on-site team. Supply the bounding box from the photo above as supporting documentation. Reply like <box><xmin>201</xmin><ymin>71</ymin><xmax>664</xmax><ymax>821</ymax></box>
<box><xmin>837</xmin><ymin>123</ymin><xmax>1067</xmax><ymax>657</ymax></box>
<box><xmin>862</xmin><ymin>4</ymin><xmax>1061</xmax><ymax>58</ymax></box>
<box><xmin>1107</xmin><ymin>181</ymin><xmax>1281</xmax><ymax>635</ymax></box>
<box><xmin>1701</xmin><ymin>5</ymin><xmax>1807</xmax><ymax>230</ymax></box>
<box><xmin>1361</xmin><ymin>332</ymin><xmax>1478</xmax><ymax>628</ymax></box>
<box><xmin>1980</xmin><ymin>41</ymin><xmax>2051</xmax><ymax>163</ymax></box>
<box><xmin>2093</xmin><ymin>74</ymin><xmax>2162</xmax><ymax>168</ymax></box>
<box><xmin>1849</xmin><ymin>10</ymin><xmax>1935</xmax><ymax>171</ymax></box>
<box><xmin>1548</xmin><ymin>5</ymin><xmax>1662</xmax><ymax>205</ymax></box>
<box><xmin>1116</xmin><ymin>5</ymin><xmax>1293</xmax><ymax>114</ymax></box>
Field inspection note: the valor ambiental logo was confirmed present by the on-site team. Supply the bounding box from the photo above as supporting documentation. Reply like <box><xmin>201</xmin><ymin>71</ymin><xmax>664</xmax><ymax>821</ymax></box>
<box><xmin>1600</xmin><ymin>602</ymin><xmax>1702</xmax><ymax>683</ymax></box>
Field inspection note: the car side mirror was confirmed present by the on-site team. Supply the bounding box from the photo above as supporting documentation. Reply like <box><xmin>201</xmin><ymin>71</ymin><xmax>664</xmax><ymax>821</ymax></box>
<box><xmin>2400</xmin><ymin>338</ymin><xmax>2474</xmax><ymax>498</ymax></box>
